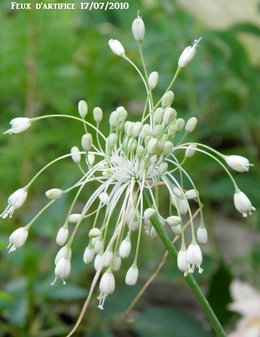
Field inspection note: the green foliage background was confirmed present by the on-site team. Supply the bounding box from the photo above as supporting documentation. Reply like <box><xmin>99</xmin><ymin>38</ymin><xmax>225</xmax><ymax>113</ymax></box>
<box><xmin>0</xmin><ymin>0</ymin><xmax>259</xmax><ymax>336</ymax></box>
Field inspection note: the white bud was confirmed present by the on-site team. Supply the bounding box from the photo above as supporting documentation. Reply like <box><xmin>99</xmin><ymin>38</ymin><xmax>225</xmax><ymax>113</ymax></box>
<box><xmin>94</xmin><ymin>254</ymin><xmax>104</xmax><ymax>271</ymax></box>
<box><xmin>109</xmin><ymin>110</ymin><xmax>119</xmax><ymax>128</ymax></box>
<box><xmin>140</xmin><ymin>124</ymin><xmax>151</xmax><ymax>138</ymax></box>
<box><xmin>148</xmin><ymin>71</ymin><xmax>159</xmax><ymax>89</ymax></box>
<box><xmin>55</xmin><ymin>246</ymin><xmax>72</xmax><ymax>265</ymax></box>
<box><xmin>116</xmin><ymin>106</ymin><xmax>128</xmax><ymax>122</ymax></box>
<box><xmin>83</xmin><ymin>246</ymin><xmax>94</xmax><ymax>264</ymax></box>
<box><xmin>185</xmin><ymin>144</ymin><xmax>197</xmax><ymax>158</ymax></box>
<box><xmin>56</xmin><ymin>227</ymin><xmax>69</xmax><ymax>246</ymax></box>
<box><xmin>4</xmin><ymin>117</ymin><xmax>31</xmax><ymax>135</ymax></box>
<box><xmin>225</xmin><ymin>155</ymin><xmax>252</xmax><ymax>173</ymax></box>
<box><xmin>152</xmin><ymin>125</ymin><xmax>164</xmax><ymax>138</ymax></box>
<box><xmin>108</xmin><ymin>133</ymin><xmax>118</xmax><ymax>148</ymax></box>
<box><xmin>99</xmin><ymin>192</ymin><xmax>109</xmax><ymax>204</ymax></box>
<box><xmin>163</xmin><ymin>108</ymin><xmax>176</xmax><ymax>125</ymax></box>
<box><xmin>186</xmin><ymin>243</ymin><xmax>203</xmax><ymax>274</ymax></box>
<box><xmin>167</xmin><ymin>124</ymin><xmax>177</xmax><ymax>137</ymax></box>
<box><xmin>171</xmin><ymin>224</ymin><xmax>182</xmax><ymax>235</ymax></box>
<box><xmin>147</xmin><ymin>138</ymin><xmax>158</xmax><ymax>154</ymax></box>
<box><xmin>99</xmin><ymin>271</ymin><xmax>115</xmax><ymax>295</ymax></box>
<box><xmin>8</xmin><ymin>227</ymin><xmax>28</xmax><ymax>253</ymax></box>
<box><xmin>185</xmin><ymin>117</ymin><xmax>197</xmax><ymax>133</ymax></box>
<box><xmin>162</xmin><ymin>91</ymin><xmax>174</xmax><ymax>108</ymax></box>
<box><xmin>87</xmin><ymin>153</ymin><xmax>95</xmax><ymax>165</ymax></box>
<box><xmin>93</xmin><ymin>238</ymin><xmax>103</xmax><ymax>254</ymax></box>
<box><xmin>133</xmin><ymin>122</ymin><xmax>143</xmax><ymax>137</ymax></box>
<box><xmin>78</xmin><ymin>100</ymin><xmax>88</xmax><ymax>119</ymax></box>
<box><xmin>185</xmin><ymin>189</ymin><xmax>198</xmax><ymax>199</ymax></box>
<box><xmin>144</xmin><ymin>208</ymin><xmax>156</xmax><ymax>223</ymax></box>
<box><xmin>93</xmin><ymin>107</ymin><xmax>103</xmax><ymax>123</ymax></box>
<box><xmin>45</xmin><ymin>188</ymin><xmax>63</xmax><ymax>200</ymax></box>
<box><xmin>158</xmin><ymin>162</ymin><xmax>168</xmax><ymax>175</ymax></box>
<box><xmin>71</xmin><ymin>146</ymin><xmax>81</xmax><ymax>164</ymax></box>
<box><xmin>176</xmin><ymin>118</ymin><xmax>185</xmax><ymax>131</ymax></box>
<box><xmin>89</xmin><ymin>228</ymin><xmax>102</xmax><ymax>238</ymax></box>
<box><xmin>178</xmin><ymin>37</ymin><xmax>202</xmax><ymax>68</ymax></box>
<box><xmin>154</xmin><ymin>107</ymin><xmax>164</xmax><ymax>124</ymax></box>
<box><xmin>163</xmin><ymin>141</ymin><xmax>173</xmax><ymax>156</ymax></box>
<box><xmin>81</xmin><ymin>133</ymin><xmax>93</xmax><ymax>151</ymax></box>
<box><xmin>132</xmin><ymin>15</ymin><xmax>145</xmax><ymax>41</ymax></box>
<box><xmin>68</xmin><ymin>213</ymin><xmax>82</xmax><ymax>223</ymax></box>
<box><xmin>119</xmin><ymin>238</ymin><xmax>131</xmax><ymax>259</ymax></box>
<box><xmin>136</xmin><ymin>145</ymin><xmax>145</xmax><ymax>159</ymax></box>
<box><xmin>234</xmin><ymin>190</ymin><xmax>255</xmax><ymax>217</ymax></box>
<box><xmin>53</xmin><ymin>257</ymin><xmax>71</xmax><ymax>285</ymax></box>
<box><xmin>196</xmin><ymin>227</ymin><xmax>208</xmax><ymax>244</ymax></box>
<box><xmin>125</xmin><ymin>266</ymin><xmax>139</xmax><ymax>286</ymax></box>
<box><xmin>166</xmin><ymin>216</ymin><xmax>181</xmax><ymax>226</ymax></box>
<box><xmin>177</xmin><ymin>249</ymin><xmax>189</xmax><ymax>275</ymax></box>
<box><xmin>108</xmin><ymin>39</ymin><xmax>125</xmax><ymax>57</ymax></box>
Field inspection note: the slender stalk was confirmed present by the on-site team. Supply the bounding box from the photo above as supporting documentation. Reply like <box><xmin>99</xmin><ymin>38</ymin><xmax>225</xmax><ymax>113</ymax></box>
<box><xmin>144</xmin><ymin>194</ymin><xmax>227</xmax><ymax>337</ymax></box>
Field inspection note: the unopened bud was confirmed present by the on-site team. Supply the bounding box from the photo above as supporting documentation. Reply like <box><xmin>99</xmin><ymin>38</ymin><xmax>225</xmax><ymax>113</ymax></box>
<box><xmin>93</xmin><ymin>107</ymin><xmax>103</xmax><ymax>123</ymax></box>
<box><xmin>71</xmin><ymin>146</ymin><xmax>81</xmax><ymax>164</ymax></box>
<box><xmin>109</xmin><ymin>111</ymin><xmax>119</xmax><ymax>128</ymax></box>
<box><xmin>148</xmin><ymin>71</ymin><xmax>159</xmax><ymax>89</ymax></box>
<box><xmin>45</xmin><ymin>188</ymin><xmax>63</xmax><ymax>200</ymax></box>
<box><xmin>81</xmin><ymin>133</ymin><xmax>93</xmax><ymax>151</ymax></box>
<box><xmin>163</xmin><ymin>107</ymin><xmax>176</xmax><ymax>125</ymax></box>
<box><xmin>176</xmin><ymin>118</ymin><xmax>185</xmax><ymax>131</ymax></box>
<box><xmin>178</xmin><ymin>37</ymin><xmax>202</xmax><ymax>68</ymax></box>
<box><xmin>185</xmin><ymin>117</ymin><xmax>197</xmax><ymax>133</ymax></box>
<box><xmin>78</xmin><ymin>100</ymin><xmax>88</xmax><ymax>119</ymax></box>
<box><xmin>185</xmin><ymin>144</ymin><xmax>197</xmax><ymax>158</ymax></box>
<box><xmin>108</xmin><ymin>39</ymin><xmax>125</xmax><ymax>57</ymax></box>
<box><xmin>162</xmin><ymin>91</ymin><xmax>174</xmax><ymax>108</ymax></box>
<box><xmin>132</xmin><ymin>15</ymin><xmax>145</xmax><ymax>42</ymax></box>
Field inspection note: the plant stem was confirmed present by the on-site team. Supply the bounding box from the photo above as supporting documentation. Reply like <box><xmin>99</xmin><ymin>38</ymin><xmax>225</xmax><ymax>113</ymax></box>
<box><xmin>144</xmin><ymin>194</ymin><xmax>227</xmax><ymax>337</ymax></box>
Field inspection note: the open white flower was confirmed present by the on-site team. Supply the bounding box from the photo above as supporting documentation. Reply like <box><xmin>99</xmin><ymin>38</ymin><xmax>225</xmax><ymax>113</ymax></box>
<box><xmin>1</xmin><ymin>188</ymin><xmax>28</xmax><ymax>219</ymax></box>
<box><xmin>234</xmin><ymin>191</ymin><xmax>255</xmax><ymax>217</ymax></box>
<box><xmin>8</xmin><ymin>227</ymin><xmax>28</xmax><ymax>253</ymax></box>
<box><xmin>4</xmin><ymin>117</ymin><xmax>31</xmax><ymax>135</ymax></box>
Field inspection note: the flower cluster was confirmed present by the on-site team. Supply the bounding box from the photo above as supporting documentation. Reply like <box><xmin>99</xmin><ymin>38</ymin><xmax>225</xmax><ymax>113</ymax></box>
<box><xmin>1</xmin><ymin>14</ymin><xmax>255</xmax><ymax>311</ymax></box>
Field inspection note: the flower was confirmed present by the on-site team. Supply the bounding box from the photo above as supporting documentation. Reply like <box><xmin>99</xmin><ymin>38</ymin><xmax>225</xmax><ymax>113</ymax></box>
<box><xmin>98</xmin><ymin>271</ymin><xmax>115</xmax><ymax>310</ymax></box>
<box><xmin>234</xmin><ymin>191</ymin><xmax>255</xmax><ymax>217</ymax></box>
<box><xmin>56</xmin><ymin>227</ymin><xmax>69</xmax><ymax>246</ymax></box>
<box><xmin>4</xmin><ymin>117</ymin><xmax>31</xmax><ymax>134</ymax></box>
<box><xmin>1</xmin><ymin>188</ymin><xmax>28</xmax><ymax>219</ymax></box>
<box><xmin>125</xmin><ymin>265</ymin><xmax>139</xmax><ymax>286</ymax></box>
<box><xmin>52</xmin><ymin>257</ymin><xmax>71</xmax><ymax>285</ymax></box>
<box><xmin>228</xmin><ymin>280</ymin><xmax>260</xmax><ymax>337</ymax></box>
<box><xmin>8</xmin><ymin>227</ymin><xmax>28</xmax><ymax>253</ymax></box>
<box><xmin>108</xmin><ymin>39</ymin><xmax>125</xmax><ymax>57</ymax></box>
<box><xmin>186</xmin><ymin>243</ymin><xmax>203</xmax><ymax>274</ymax></box>
<box><xmin>196</xmin><ymin>227</ymin><xmax>208</xmax><ymax>244</ymax></box>
<box><xmin>178</xmin><ymin>37</ymin><xmax>202</xmax><ymax>68</ymax></box>
<box><xmin>177</xmin><ymin>248</ymin><xmax>190</xmax><ymax>276</ymax></box>
<box><xmin>225</xmin><ymin>155</ymin><xmax>252</xmax><ymax>173</ymax></box>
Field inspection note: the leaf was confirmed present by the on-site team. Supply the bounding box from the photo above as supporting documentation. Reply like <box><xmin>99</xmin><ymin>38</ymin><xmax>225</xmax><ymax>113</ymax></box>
<box><xmin>134</xmin><ymin>307</ymin><xmax>212</xmax><ymax>337</ymax></box>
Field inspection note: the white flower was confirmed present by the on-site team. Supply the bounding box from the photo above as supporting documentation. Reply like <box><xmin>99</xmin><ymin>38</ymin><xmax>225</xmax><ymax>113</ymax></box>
<box><xmin>125</xmin><ymin>266</ymin><xmax>139</xmax><ymax>286</ymax></box>
<box><xmin>228</xmin><ymin>280</ymin><xmax>260</xmax><ymax>337</ymax></box>
<box><xmin>98</xmin><ymin>271</ymin><xmax>115</xmax><ymax>310</ymax></box>
<box><xmin>78</xmin><ymin>100</ymin><xmax>88</xmax><ymax>119</ymax></box>
<box><xmin>1</xmin><ymin>188</ymin><xmax>28</xmax><ymax>219</ymax></box>
<box><xmin>56</xmin><ymin>227</ymin><xmax>69</xmax><ymax>246</ymax></box>
<box><xmin>177</xmin><ymin>249</ymin><xmax>190</xmax><ymax>276</ymax></box>
<box><xmin>234</xmin><ymin>191</ymin><xmax>255</xmax><ymax>217</ymax></box>
<box><xmin>4</xmin><ymin>117</ymin><xmax>31</xmax><ymax>135</ymax></box>
<box><xmin>119</xmin><ymin>238</ymin><xmax>131</xmax><ymax>259</ymax></box>
<box><xmin>83</xmin><ymin>246</ymin><xmax>94</xmax><ymax>264</ymax></box>
<box><xmin>52</xmin><ymin>257</ymin><xmax>71</xmax><ymax>285</ymax></box>
<box><xmin>108</xmin><ymin>39</ymin><xmax>125</xmax><ymax>57</ymax></box>
<box><xmin>196</xmin><ymin>227</ymin><xmax>208</xmax><ymax>244</ymax></box>
<box><xmin>186</xmin><ymin>243</ymin><xmax>203</xmax><ymax>273</ymax></box>
<box><xmin>178</xmin><ymin>37</ymin><xmax>202</xmax><ymax>68</ymax></box>
<box><xmin>54</xmin><ymin>246</ymin><xmax>72</xmax><ymax>265</ymax></box>
<box><xmin>225</xmin><ymin>155</ymin><xmax>252</xmax><ymax>173</ymax></box>
<box><xmin>45</xmin><ymin>188</ymin><xmax>63</xmax><ymax>200</ymax></box>
<box><xmin>132</xmin><ymin>15</ymin><xmax>145</xmax><ymax>42</ymax></box>
<box><xmin>8</xmin><ymin>227</ymin><xmax>28</xmax><ymax>253</ymax></box>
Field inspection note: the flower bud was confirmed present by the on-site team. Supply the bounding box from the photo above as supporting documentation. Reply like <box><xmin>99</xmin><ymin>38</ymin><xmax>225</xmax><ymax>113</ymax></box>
<box><xmin>225</xmin><ymin>155</ymin><xmax>252</xmax><ymax>173</ymax></box>
<box><xmin>163</xmin><ymin>141</ymin><xmax>174</xmax><ymax>156</ymax></box>
<box><xmin>108</xmin><ymin>39</ymin><xmax>125</xmax><ymax>57</ymax></box>
<box><xmin>109</xmin><ymin>110</ymin><xmax>119</xmax><ymax>128</ymax></box>
<box><xmin>166</xmin><ymin>216</ymin><xmax>181</xmax><ymax>226</ymax></box>
<box><xmin>132</xmin><ymin>15</ymin><xmax>145</xmax><ymax>42</ymax></box>
<box><xmin>88</xmin><ymin>153</ymin><xmax>95</xmax><ymax>165</ymax></box>
<box><xmin>125</xmin><ymin>265</ymin><xmax>139</xmax><ymax>286</ymax></box>
<box><xmin>99</xmin><ymin>271</ymin><xmax>115</xmax><ymax>295</ymax></box>
<box><xmin>148</xmin><ymin>71</ymin><xmax>159</xmax><ymax>89</ymax></box>
<box><xmin>176</xmin><ymin>118</ymin><xmax>185</xmax><ymax>131</ymax></box>
<box><xmin>154</xmin><ymin>107</ymin><xmax>164</xmax><ymax>124</ymax></box>
<box><xmin>177</xmin><ymin>249</ymin><xmax>189</xmax><ymax>275</ymax></box>
<box><xmin>116</xmin><ymin>106</ymin><xmax>128</xmax><ymax>122</ymax></box>
<box><xmin>93</xmin><ymin>238</ymin><xmax>103</xmax><ymax>254</ymax></box>
<box><xmin>133</xmin><ymin>122</ymin><xmax>143</xmax><ymax>137</ymax></box>
<box><xmin>186</xmin><ymin>243</ymin><xmax>203</xmax><ymax>273</ymax></box>
<box><xmin>163</xmin><ymin>107</ymin><xmax>176</xmax><ymax>125</ymax></box>
<box><xmin>45</xmin><ymin>188</ymin><xmax>63</xmax><ymax>200</ymax></box>
<box><xmin>111</xmin><ymin>255</ymin><xmax>121</xmax><ymax>271</ymax></box>
<box><xmin>119</xmin><ymin>238</ymin><xmax>131</xmax><ymax>259</ymax></box>
<box><xmin>140</xmin><ymin>124</ymin><xmax>151</xmax><ymax>138</ymax></box>
<box><xmin>71</xmin><ymin>146</ymin><xmax>81</xmax><ymax>164</ymax></box>
<box><xmin>167</xmin><ymin>124</ymin><xmax>177</xmax><ymax>137</ymax></box>
<box><xmin>83</xmin><ymin>246</ymin><xmax>94</xmax><ymax>264</ymax></box>
<box><xmin>196</xmin><ymin>227</ymin><xmax>208</xmax><ymax>244</ymax></box>
<box><xmin>89</xmin><ymin>228</ymin><xmax>102</xmax><ymax>238</ymax></box>
<box><xmin>56</xmin><ymin>227</ymin><xmax>69</xmax><ymax>246</ymax></box>
<box><xmin>108</xmin><ymin>133</ymin><xmax>118</xmax><ymax>148</ymax></box>
<box><xmin>178</xmin><ymin>37</ymin><xmax>202</xmax><ymax>68</ymax></box>
<box><xmin>185</xmin><ymin>189</ymin><xmax>198</xmax><ymax>199</ymax></box>
<box><xmin>185</xmin><ymin>144</ymin><xmax>197</xmax><ymax>158</ymax></box>
<box><xmin>136</xmin><ymin>145</ymin><xmax>145</xmax><ymax>159</ymax></box>
<box><xmin>4</xmin><ymin>117</ymin><xmax>31</xmax><ymax>135</ymax></box>
<box><xmin>171</xmin><ymin>224</ymin><xmax>182</xmax><ymax>235</ymax></box>
<box><xmin>144</xmin><ymin>208</ymin><xmax>156</xmax><ymax>225</ymax></box>
<box><xmin>68</xmin><ymin>213</ymin><xmax>82</xmax><ymax>223</ymax></box>
<box><xmin>54</xmin><ymin>246</ymin><xmax>72</xmax><ymax>265</ymax></box>
<box><xmin>158</xmin><ymin>162</ymin><xmax>168</xmax><ymax>175</ymax></box>
<box><xmin>162</xmin><ymin>91</ymin><xmax>174</xmax><ymax>108</ymax></box>
<box><xmin>99</xmin><ymin>192</ymin><xmax>109</xmax><ymax>204</ymax></box>
<box><xmin>1</xmin><ymin>188</ymin><xmax>28</xmax><ymax>219</ymax></box>
<box><xmin>78</xmin><ymin>100</ymin><xmax>88</xmax><ymax>119</ymax></box>
<box><xmin>152</xmin><ymin>125</ymin><xmax>164</xmax><ymax>138</ymax></box>
<box><xmin>185</xmin><ymin>117</ymin><xmax>197</xmax><ymax>133</ymax></box>
<box><xmin>93</xmin><ymin>107</ymin><xmax>103</xmax><ymax>123</ymax></box>
<box><xmin>8</xmin><ymin>227</ymin><xmax>28</xmax><ymax>253</ymax></box>
<box><xmin>53</xmin><ymin>257</ymin><xmax>71</xmax><ymax>285</ymax></box>
<box><xmin>81</xmin><ymin>133</ymin><xmax>93</xmax><ymax>151</ymax></box>
<box><xmin>147</xmin><ymin>138</ymin><xmax>158</xmax><ymax>154</ymax></box>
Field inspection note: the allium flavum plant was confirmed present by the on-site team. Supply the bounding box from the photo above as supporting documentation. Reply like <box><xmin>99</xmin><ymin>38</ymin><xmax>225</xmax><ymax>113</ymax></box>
<box><xmin>2</xmin><ymin>14</ymin><xmax>255</xmax><ymax>335</ymax></box>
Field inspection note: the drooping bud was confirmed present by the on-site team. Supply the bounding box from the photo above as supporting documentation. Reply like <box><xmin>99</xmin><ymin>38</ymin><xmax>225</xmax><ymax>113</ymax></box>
<box><xmin>56</xmin><ymin>227</ymin><xmax>69</xmax><ymax>246</ymax></box>
<box><xmin>166</xmin><ymin>216</ymin><xmax>181</xmax><ymax>226</ymax></box>
<box><xmin>185</xmin><ymin>189</ymin><xmax>198</xmax><ymax>200</ymax></box>
<box><xmin>45</xmin><ymin>188</ymin><xmax>63</xmax><ymax>200</ymax></box>
<box><xmin>177</xmin><ymin>248</ymin><xmax>190</xmax><ymax>276</ymax></box>
<box><xmin>1</xmin><ymin>188</ymin><xmax>28</xmax><ymax>219</ymax></box>
<box><xmin>125</xmin><ymin>265</ymin><xmax>139</xmax><ymax>286</ymax></box>
<box><xmin>119</xmin><ymin>237</ymin><xmax>131</xmax><ymax>259</ymax></box>
<box><xmin>78</xmin><ymin>100</ymin><xmax>88</xmax><ymax>119</ymax></box>
<box><xmin>132</xmin><ymin>15</ymin><xmax>145</xmax><ymax>42</ymax></box>
<box><xmin>83</xmin><ymin>246</ymin><xmax>94</xmax><ymax>264</ymax></box>
<box><xmin>196</xmin><ymin>227</ymin><xmax>208</xmax><ymax>244</ymax></box>
<box><xmin>186</xmin><ymin>243</ymin><xmax>203</xmax><ymax>273</ymax></box>
<box><xmin>108</xmin><ymin>39</ymin><xmax>125</xmax><ymax>57</ymax></box>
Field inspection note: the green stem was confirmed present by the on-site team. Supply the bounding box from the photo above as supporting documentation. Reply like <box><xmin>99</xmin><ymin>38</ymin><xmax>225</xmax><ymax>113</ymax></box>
<box><xmin>144</xmin><ymin>194</ymin><xmax>227</xmax><ymax>337</ymax></box>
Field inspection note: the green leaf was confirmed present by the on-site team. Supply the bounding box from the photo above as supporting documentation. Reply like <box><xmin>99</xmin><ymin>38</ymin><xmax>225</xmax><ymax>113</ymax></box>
<box><xmin>134</xmin><ymin>307</ymin><xmax>213</xmax><ymax>337</ymax></box>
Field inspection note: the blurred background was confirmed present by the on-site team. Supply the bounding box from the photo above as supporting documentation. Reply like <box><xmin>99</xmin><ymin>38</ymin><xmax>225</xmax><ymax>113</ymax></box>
<box><xmin>0</xmin><ymin>0</ymin><xmax>260</xmax><ymax>336</ymax></box>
